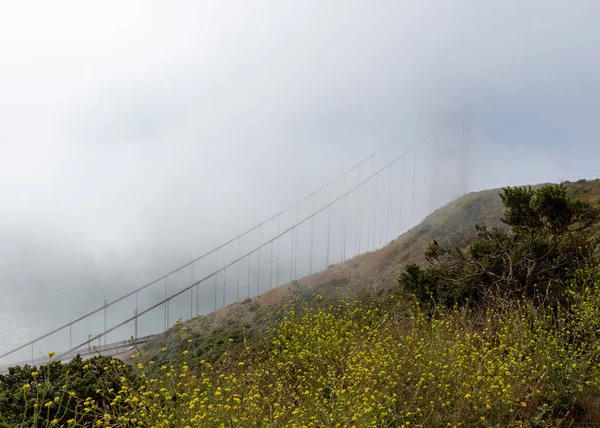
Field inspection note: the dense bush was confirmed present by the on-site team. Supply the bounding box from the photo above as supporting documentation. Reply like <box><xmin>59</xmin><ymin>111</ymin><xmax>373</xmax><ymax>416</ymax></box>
<box><xmin>399</xmin><ymin>184</ymin><xmax>600</xmax><ymax>308</ymax></box>
<box><xmin>0</xmin><ymin>354</ymin><xmax>137</xmax><ymax>427</ymax></box>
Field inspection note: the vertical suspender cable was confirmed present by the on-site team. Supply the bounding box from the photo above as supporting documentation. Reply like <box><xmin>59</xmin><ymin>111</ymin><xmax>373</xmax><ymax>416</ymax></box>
<box><xmin>190</xmin><ymin>263</ymin><xmax>194</xmax><ymax>319</ymax></box>
<box><xmin>196</xmin><ymin>270</ymin><xmax>200</xmax><ymax>317</ymax></box>
<box><xmin>309</xmin><ymin>195</ymin><xmax>315</xmax><ymax>274</ymax></box>
<box><xmin>373</xmin><ymin>174</ymin><xmax>378</xmax><ymax>251</ymax></box>
<box><xmin>134</xmin><ymin>292</ymin><xmax>138</xmax><ymax>339</ymax></box>
<box><xmin>103</xmin><ymin>299</ymin><xmax>107</xmax><ymax>346</ymax></box>
<box><xmin>342</xmin><ymin>194</ymin><xmax>349</xmax><ymax>261</ymax></box>
<box><xmin>385</xmin><ymin>168</ymin><xmax>392</xmax><ymax>244</ymax></box>
<box><xmin>294</xmin><ymin>205</ymin><xmax>299</xmax><ymax>279</ymax></box>
<box><xmin>269</xmin><ymin>240</ymin><xmax>274</xmax><ymax>290</ymax></box>
<box><xmin>355</xmin><ymin>168</ymin><xmax>360</xmax><ymax>257</ymax></box>
<box><xmin>326</xmin><ymin>188</ymin><xmax>331</xmax><ymax>267</ymax></box>
<box><xmin>247</xmin><ymin>254</ymin><xmax>251</xmax><ymax>299</ymax></box>
<box><xmin>164</xmin><ymin>278</ymin><xmax>168</xmax><ymax>331</ymax></box>
<box><xmin>367</xmin><ymin>185</ymin><xmax>371</xmax><ymax>251</ymax></box>
<box><xmin>411</xmin><ymin>150</ymin><xmax>417</xmax><ymax>224</ymax></box>
<box><xmin>276</xmin><ymin>214</ymin><xmax>281</xmax><ymax>287</ymax></box>
<box><xmin>343</xmin><ymin>176</ymin><xmax>349</xmax><ymax>260</ymax></box>
<box><xmin>340</xmin><ymin>196</ymin><xmax>345</xmax><ymax>263</ymax></box>
<box><xmin>237</xmin><ymin>238</ymin><xmax>241</xmax><ymax>301</ymax></box>
<box><xmin>257</xmin><ymin>225</ymin><xmax>262</xmax><ymax>296</ymax></box>
<box><xmin>222</xmin><ymin>267</ymin><xmax>226</xmax><ymax>308</ymax></box>
<box><xmin>399</xmin><ymin>155</ymin><xmax>405</xmax><ymax>233</ymax></box>
<box><xmin>366</xmin><ymin>158</ymin><xmax>373</xmax><ymax>252</ymax></box>
<box><xmin>340</xmin><ymin>175</ymin><xmax>346</xmax><ymax>261</ymax></box>
<box><xmin>422</xmin><ymin>146</ymin><xmax>428</xmax><ymax>221</ymax></box>
<box><xmin>214</xmin><ymin>250</ymin><xmax>218</xmax><ymax>311</ymax></box>
<box><xmin>358</xmin><ymin>186</ymin><xmax>364</xmax><ymax>254</ymax></box>
<box><xmin>290</xmin><ymin>226</ymin><xmax>294</xmax><ymax>281</ymax></box>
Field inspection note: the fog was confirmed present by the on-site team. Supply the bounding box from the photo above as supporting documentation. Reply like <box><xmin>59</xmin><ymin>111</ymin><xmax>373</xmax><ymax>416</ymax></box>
<box><xmin>1</xmin><ymin>1</ymin><xmax>600</xmax><ymax>352</ymax></box>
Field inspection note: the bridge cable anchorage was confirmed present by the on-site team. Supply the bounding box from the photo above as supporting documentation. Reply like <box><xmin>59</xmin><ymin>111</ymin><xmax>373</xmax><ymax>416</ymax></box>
<box><xmin>2</xmin><ymin>127</ymin><xmax>441</xmax><ymax>363</ymax></box>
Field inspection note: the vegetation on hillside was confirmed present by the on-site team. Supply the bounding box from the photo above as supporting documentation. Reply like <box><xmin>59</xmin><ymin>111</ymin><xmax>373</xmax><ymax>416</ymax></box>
<box><xmin>1</xmin><ymin>182</ymin><xmax>600</xmax><ymax>427</ymax></box>
<box><xmin>400</xmin><ymin>184</ymin><xmax>600</xmax><ymax>309</ymax></box>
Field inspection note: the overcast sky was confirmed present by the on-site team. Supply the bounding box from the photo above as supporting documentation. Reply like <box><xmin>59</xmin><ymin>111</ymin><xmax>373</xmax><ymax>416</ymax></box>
<box><xmin>1</xmin><ymin>1</ymin><xmax>600</xmax><ymax>341</ymax></box>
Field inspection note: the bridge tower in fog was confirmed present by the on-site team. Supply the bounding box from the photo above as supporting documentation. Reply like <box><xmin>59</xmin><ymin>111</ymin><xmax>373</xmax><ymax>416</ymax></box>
<box><xmin>427</xmin><ymin>108</ymin><xmax>472</xmax><ymax>213</ymax></box>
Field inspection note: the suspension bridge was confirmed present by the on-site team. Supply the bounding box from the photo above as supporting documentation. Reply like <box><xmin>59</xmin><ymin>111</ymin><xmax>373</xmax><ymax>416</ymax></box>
<box><xmin>0</xmin><ymin>111</ymin><xmax>473</xmax><ymax>370</ymax></box>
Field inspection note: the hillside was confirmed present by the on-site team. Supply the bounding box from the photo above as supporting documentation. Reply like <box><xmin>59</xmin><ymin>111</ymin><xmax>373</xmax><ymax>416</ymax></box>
<box><xmin>5</xmin><ymin>179</ymin><xmax>600</xmax><ymax>427</ymax></box>
<box><xmin>136</xmin><ymin>179</ymin><xmax>600</xmax><ymax>363</ymax></box>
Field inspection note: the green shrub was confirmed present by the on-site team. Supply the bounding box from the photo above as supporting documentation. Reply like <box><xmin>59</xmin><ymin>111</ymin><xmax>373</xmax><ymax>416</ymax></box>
<box><xmin>0</xmin><ymin>354</ymin><xmax>137</xmax><ymax>427</ymax></box>
<box><xmin>400</xmin><ymin>184</ymin><xmax>600</xmax><ymax>308</ymax></box>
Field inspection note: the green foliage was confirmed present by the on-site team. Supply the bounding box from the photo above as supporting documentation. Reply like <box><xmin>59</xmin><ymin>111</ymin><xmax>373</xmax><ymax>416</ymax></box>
<box><xmin>398</xmin><ymin>263</ymin><xmax>473</xmax><ymax>308</ymax></box>
<box><xmin>399</xmin><ymin>184</ymin><xmax>600</xmax><ymax>308</ymax></box>
<box><xmin>0</xmin><ymin>355</ymin><xmax>137</xmax><ymax>427</ymax></box>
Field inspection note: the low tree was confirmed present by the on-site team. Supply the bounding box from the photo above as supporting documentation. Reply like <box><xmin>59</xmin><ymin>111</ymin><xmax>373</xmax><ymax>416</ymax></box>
<box><xmin>399</xmin><ymin>184</ymin><xmax>600</xmax><ymax>308</ymax></box>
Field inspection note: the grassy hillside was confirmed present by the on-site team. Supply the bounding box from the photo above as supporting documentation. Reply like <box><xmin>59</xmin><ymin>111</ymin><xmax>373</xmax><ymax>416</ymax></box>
<box><xmin>136</xmin><ymin>179</ymin><xmax>600</xmax><ymax>365</ymax></box>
